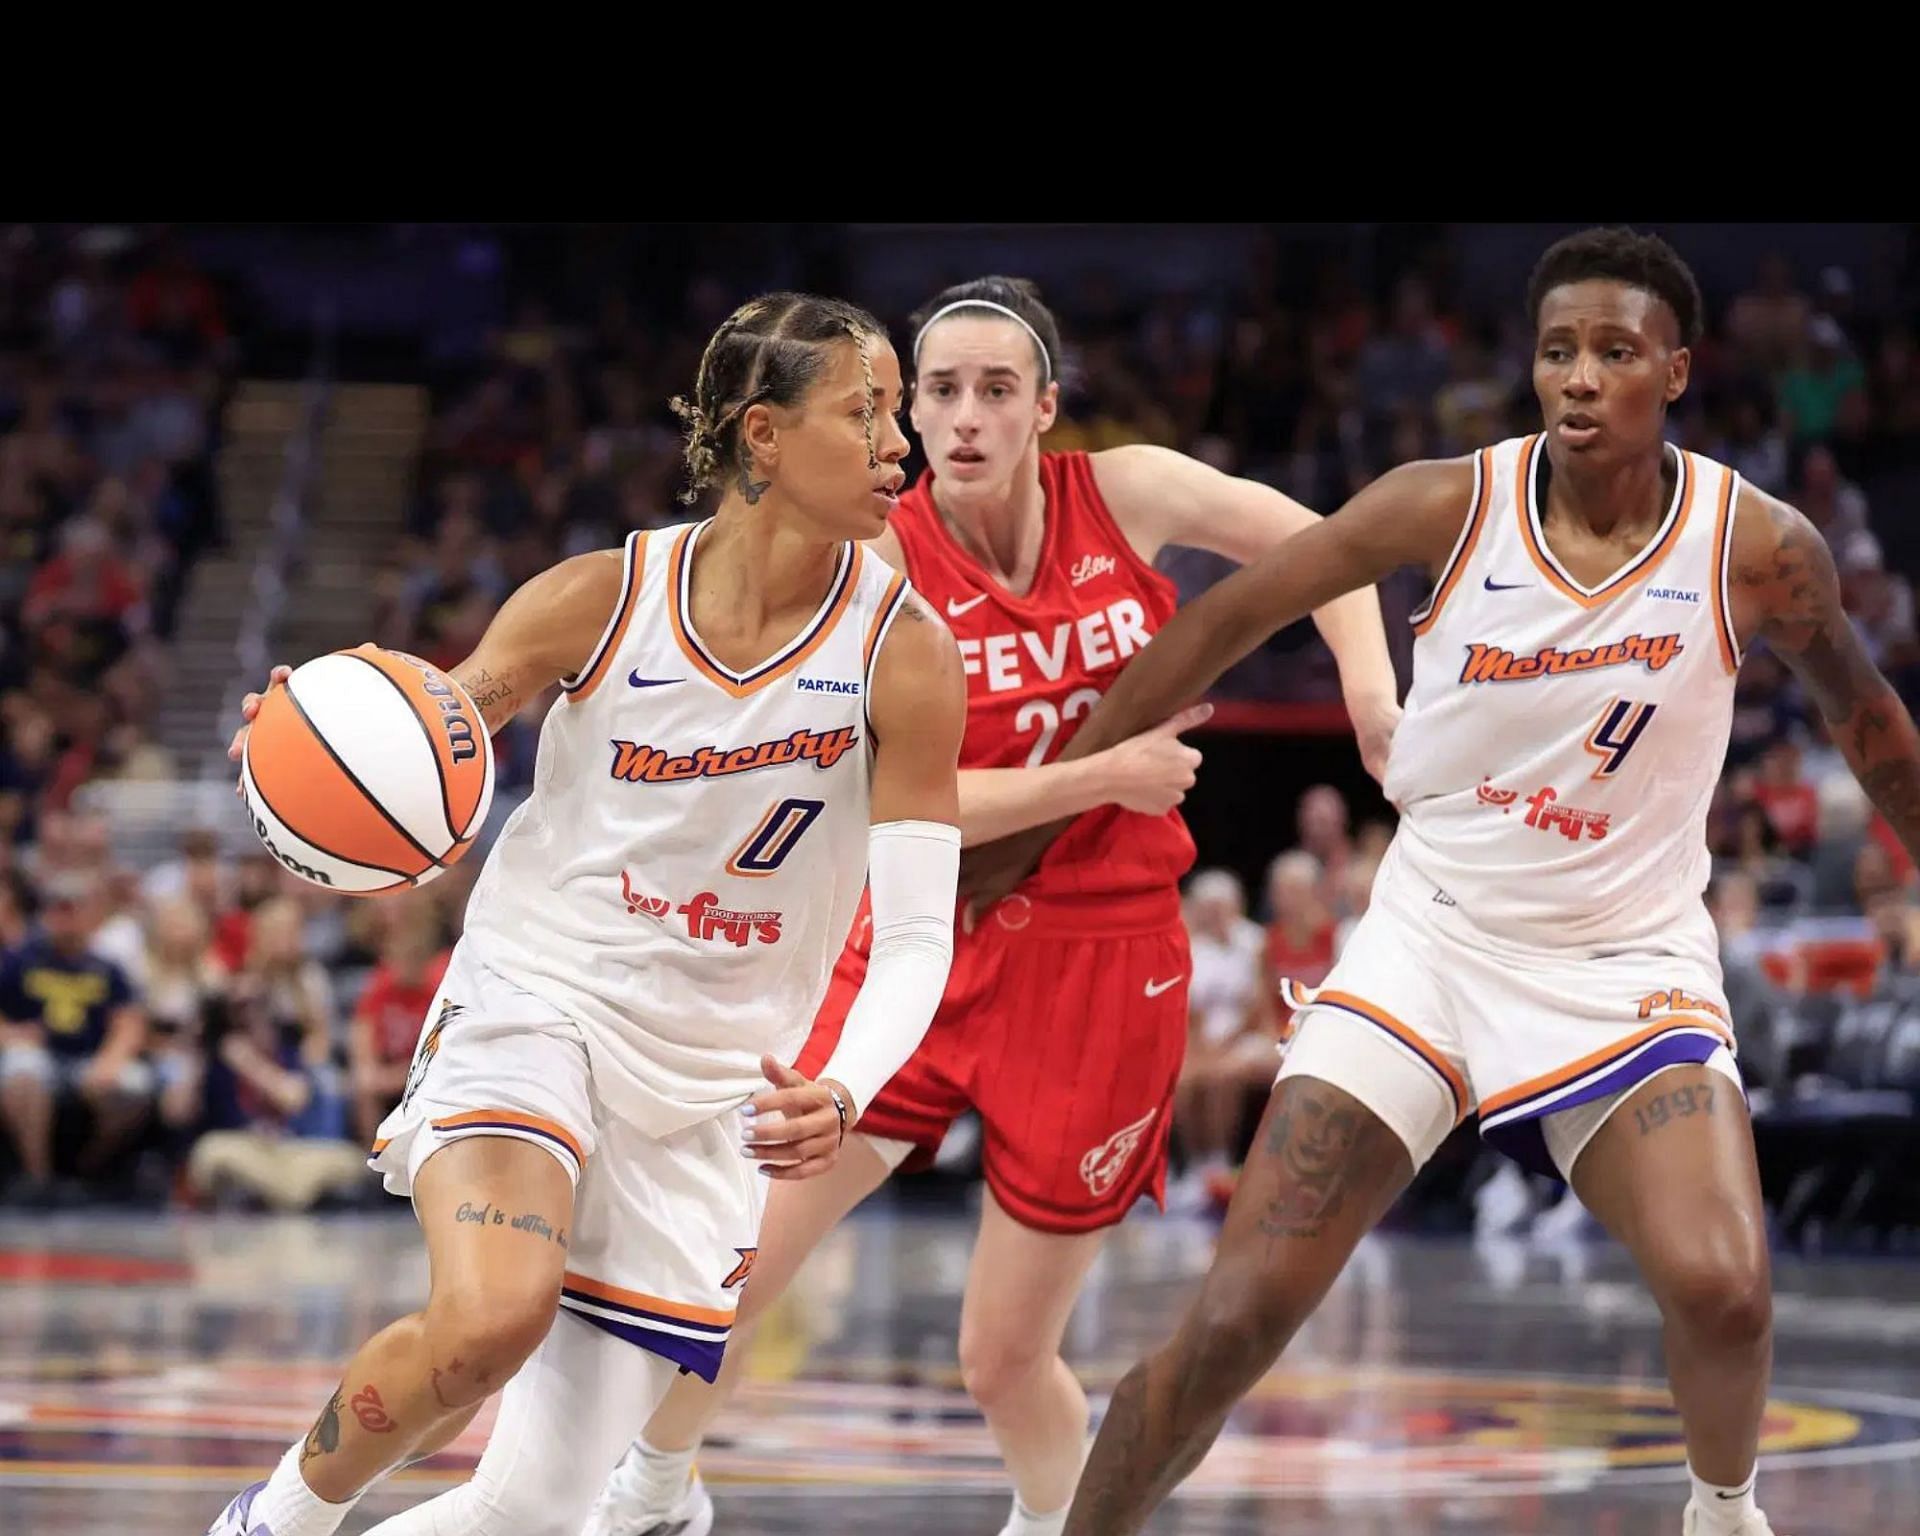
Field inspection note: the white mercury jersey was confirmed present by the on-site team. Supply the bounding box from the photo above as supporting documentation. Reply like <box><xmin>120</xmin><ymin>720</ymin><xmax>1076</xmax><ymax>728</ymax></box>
<box><xmin>1382</xmin><ymin>434</ymin><xmax>1744</xmax><ymax>956</ymax></box>
<box><xmin>462</xmin><ymin>521</ymin><xmax>911</xmax><ymax>1137</ymax></box>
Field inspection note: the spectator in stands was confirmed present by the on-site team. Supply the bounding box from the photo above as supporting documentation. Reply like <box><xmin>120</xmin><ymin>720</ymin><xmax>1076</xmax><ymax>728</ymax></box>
<box><xmin>223</xmin><ymin>897</ymin><xmax>336</xmax><ymax>1080</ymax></box>
<box><xmin>140</xmin><ymin>895</ymin><xmax>228</xmax><ymax>1151</ymax></box>
<box><xmin>1780</xmin><ymin>315</ymin><xmax>1869</xmax><ymax>445</ymax></box>
<box><xmin>1753</xmin><ymin>738</ymin><xmax>1820</xmax><ymax>855</ymax></box>
<box><xmin>1727</xmin><ymin>253</ymin><xmax>1811</xmax><ymax>375</ymax></box>
<box><xmin>124</xmin><ymin>236</ymin><xmax>229</xmax><ymax>367</ymax></box>
<box><xmin>1728</xmin><ymin>799</ymin><xmax>1811</xmax><ymax>912</ymax></box>
<box><xmin>349</xmin><ymin>906</ymin><xmax>450</xmax><ymax>1145</ymax></box>
<box><xmin>1295</xmin><ymin>783</ymin><xmax>1356</xmax><ymax>915</ymax></box>
<box><xmin>1795</xmin><ymin>444</ymin><xmax>1878</xmax><ymax>569</ymax></box>
<box><xmin>21</xmin><ymin>516</ymin><xmax>146</xmax><ymax>683</ymax></box>
<box><xmin>1170</xmin><ymin>870</ymin><xmax>1270</xmax><ymax>1209</ymax></box>
<box><xmin>0</xmin><ymin>869</ymin><xmax>149</xmax><ymax>1202</ymax></box>
<box><xmin>186</xmin><ymin>992</ymin><xmax>365</xmax><ymax>1215</ymax></box>
<box><xmin>1711</xmin><ymin>392</ymin><xmax>1790</xmax><ymax>494</ymax></box>
<box><xmin>1262</xmin><ymin>849</ymin><xmax>1336</xmax><ymax>993</ymax></box>
<box><xmin>1355</xmin><ymin>274</ymin><xmax>1453</xmax><ymax>430</ymax></box>
<box><xmin>1333</xmin><ymin>853</ymin><xmax>1380</xmax><ymax>959</ymax></box>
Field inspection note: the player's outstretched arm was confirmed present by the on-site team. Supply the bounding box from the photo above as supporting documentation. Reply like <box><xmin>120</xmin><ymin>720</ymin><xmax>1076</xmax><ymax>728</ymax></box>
<box><xmin>957</xmin><ymin>460</ymin><xmax>1474</xmax><ymax>903</ymax></box>
<box><xmin>225</xmin><ymin>547</ymin><xmax>628</xmax><ymax>760</ymax></box>
<box><xmin>1732</xmin><ymin>487</ymin><xmax>1920</xmax><ymax>861</ymax></box>
<box><xmin>1095</xmin><ymin>444</ymin><xmax>1402</xmax><ymax>779</ymax></box>
<box><xmin>744</xmin><ymin>593</ymin><xmax>965</xmax><ymax>1179</ymax></box>
<box><xmin>447</xmin><ymin>548</ymin><xmax>628</xmax><ymax>733</ymax></box>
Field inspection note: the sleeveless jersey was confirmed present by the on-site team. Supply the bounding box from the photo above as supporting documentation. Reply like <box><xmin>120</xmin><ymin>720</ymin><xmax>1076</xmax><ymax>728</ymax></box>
<box><xmin>462</xmin><ymin>521</ymin><xmax>911</xmax><ymax>1136</ymax></box>
<box><xmin>889</xmin><ymin>452</ymin><xmax>1195</xmax><ymax>909</ymax></box>
<box><xmin>1383</xmin><ymin>434</ymin><xmax>1744</xmax><ymax>955</ymax></box>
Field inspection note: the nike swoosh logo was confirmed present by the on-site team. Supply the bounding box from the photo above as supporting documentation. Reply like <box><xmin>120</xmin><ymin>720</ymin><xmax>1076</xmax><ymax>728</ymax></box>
<box><xmin>1143</xmin><ymin>976</ymin><xmax>1184</xmax><ymax>998</ymax></box>
<box><xmin>628</xmin><ymin>672</ymin><xmax>684</xmax><ymax>688</ymax></box>
<box><xmin>1715</xmin><ymin>1483</ymin><xmax>1756</xmax><ymax>1501</ymax></box>
<box><xmin>946</xmin><ymin>594</ymin><xmax>989</xmax><ymax>617</ymax></box>
<box><xmin>1483</xmin><ymin>576</ymin><xmax>1531</xmax><ymax>592</ymax></box>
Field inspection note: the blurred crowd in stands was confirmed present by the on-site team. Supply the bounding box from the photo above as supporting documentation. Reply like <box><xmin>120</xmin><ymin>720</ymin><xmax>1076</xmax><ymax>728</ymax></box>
<box><xmin>2</xmin><ymin>223</ymin><xmax>1916</xmax><ymax>1242</ymax></box>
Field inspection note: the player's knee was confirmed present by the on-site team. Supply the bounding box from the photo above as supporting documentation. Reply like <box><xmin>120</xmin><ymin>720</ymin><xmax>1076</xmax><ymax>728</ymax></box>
<box><xmin>958</xmin><ymin>1320</ymin><xmax>1055</xmax><ymax>1409</ymax></box>
<box><xmin>1658</xmin><ymin>1243</ymin><xmax>1772</xmax><ymax>1351</ymax></box>
<box><xmin>425</xmin><ymin>1278</ymin><xmax>561</xmax><ymax>1399</ymax></box>
<box><xmin>1186</xmin><ymin>1269</ymin><xmax>1304</xmax><ymax>1388</ymax></box>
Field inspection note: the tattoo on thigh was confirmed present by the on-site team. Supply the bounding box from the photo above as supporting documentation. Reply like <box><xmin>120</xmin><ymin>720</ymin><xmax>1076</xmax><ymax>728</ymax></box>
<box><xmin>1632</xmin><ymin>1082</ymin><xmax>1716</xmax><ymax>1137</ymax></box>
<box><xmin>300</xmin><ymin>1388</ymin><xmax>345</xmax><ymax>1466</ymax></box>
<box><xmin>1257</xmin><ymin>1082</ymin><xmax>1381</xmax><ymax>1241</ymax></box>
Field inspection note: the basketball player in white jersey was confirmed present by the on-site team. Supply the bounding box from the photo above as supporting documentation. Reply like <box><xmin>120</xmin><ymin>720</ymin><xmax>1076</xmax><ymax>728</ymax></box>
<box><xmin>205</xmin><ymin>293</ymin><xmax>968</xmax><ymax>1536</ymax></box>
<box><xmin>964</xmin><ymin>229</ymin><xmax>1920</xmax><ymax>1536</ymax></box>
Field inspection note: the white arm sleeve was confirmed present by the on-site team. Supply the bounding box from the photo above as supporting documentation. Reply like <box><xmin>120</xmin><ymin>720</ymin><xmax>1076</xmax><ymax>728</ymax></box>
<box><xmin>819</xmin><ymin>818</ymin><xmax>960</xmax><ymax>1118</ymax></box>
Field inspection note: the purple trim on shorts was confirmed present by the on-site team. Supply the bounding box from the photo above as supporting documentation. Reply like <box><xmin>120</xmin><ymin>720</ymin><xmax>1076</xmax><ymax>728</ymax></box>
<box><xmin>558</xmin><ymin>1301</ymin><xmax>727</xmax><ymax>1382</ymax></box>
<box><xmin>1481</xmin><ymin>1032</ymin><xmax>1729</xmax><ymax>1180</ymax></box>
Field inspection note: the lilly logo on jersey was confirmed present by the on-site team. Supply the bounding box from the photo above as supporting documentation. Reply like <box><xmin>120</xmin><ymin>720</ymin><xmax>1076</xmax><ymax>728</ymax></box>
<box><xmin>1635</xmin><ymin>988</ymin><xmax>1730</xmax><ymax>1024</ymax></box>
<box><xmin>958</xmin><ymin>597</ymin><xmax>1154</xmax><ymax>694</ymax></box>
<box><xmin>1070</xmin><ymin>552</ymin><xmax>1117</xmax><ymax>587</ymax></box>
<box><xmin>1523</xmin><ymin>785</ymin><xmax>1612</xmax><ymax>842</ymax></box>
<box><xmin>608</xmin><ymin>726</ymin><xmax>859</xmax><ymax>785</ymax></box>
<box><xmin>1459</xmin><ymin>632</ymin><xmax>1684</xmax><ymax>686</ymax></box>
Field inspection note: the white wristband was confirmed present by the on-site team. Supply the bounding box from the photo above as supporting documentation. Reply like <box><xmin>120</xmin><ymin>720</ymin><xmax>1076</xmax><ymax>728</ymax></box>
<box><xmin>820</xmin><ymin>819</ymin><xmax>960</xmax><ymax>1117</ymax></box>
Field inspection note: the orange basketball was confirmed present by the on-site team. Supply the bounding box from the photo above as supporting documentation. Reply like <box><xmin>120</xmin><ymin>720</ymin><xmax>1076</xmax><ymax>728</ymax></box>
<box><xmin>238</xmin><ymin>644</ymin><xmax>495</xmax><ymax>895</ymax></box>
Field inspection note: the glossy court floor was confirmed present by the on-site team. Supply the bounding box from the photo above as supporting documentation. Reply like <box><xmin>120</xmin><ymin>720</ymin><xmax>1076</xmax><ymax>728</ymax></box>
<box><xmin>1</xmin><ymin>1201</ymin><xmax>1916</xmax><ymax>1534</ymax></box>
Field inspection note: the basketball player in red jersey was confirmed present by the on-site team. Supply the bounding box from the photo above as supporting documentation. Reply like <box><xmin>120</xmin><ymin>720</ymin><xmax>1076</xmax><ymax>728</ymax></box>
<box><xmin>586</xmin><ymin>278</ymin><xmax>1400</xmax><ymax>1536</ymax></box>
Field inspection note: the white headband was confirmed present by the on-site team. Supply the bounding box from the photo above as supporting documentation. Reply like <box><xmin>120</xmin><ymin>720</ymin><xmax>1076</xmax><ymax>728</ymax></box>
<box><xmin>912</xmin><ymin>299</ymin><xmax>1053</xmax><ymax>384</ymax></box>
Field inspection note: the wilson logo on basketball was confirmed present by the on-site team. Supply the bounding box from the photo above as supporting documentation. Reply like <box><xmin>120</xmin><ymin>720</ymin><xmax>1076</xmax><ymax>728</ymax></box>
<box><xmin>390</xmin><ymin>650</ymin><xmax>482</xmax><ymax>764</ymax></box>
<box><xmin>1079</xmin><ymin>1107</ymin><xmax>1158</xmax><ymax>1198</ymax></box>
<box><xmin>607</xmin><ymin>726</ymin><xmax>859</xmax><ymax>785</ymax></box>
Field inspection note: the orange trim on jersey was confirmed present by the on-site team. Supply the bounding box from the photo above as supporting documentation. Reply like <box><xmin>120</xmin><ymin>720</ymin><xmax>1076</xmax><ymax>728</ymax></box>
<box><xmin>1477</xmin><ymin>1014</ymin><xmax>1735</xmax><ymax>1122</ymax></box>
<box><xmin>370</xmin><ymin>1136</ymin><xmax>391</xmax><ymax>1155</ymax></box>
<box><xmin>1411</xmin><ymin>447</ymin><xmax>1494</xmax><ymax>636</ymax></box>
<box><xmin>1517</xmin><ymin>439</ymin><xmax>1697</xmax><ymax>608</ymax></box>
<box><xmin>1314</xmin><ymin>988</ymin><xmax>1469</xmax><ymax>1119</ymax></box>
<box><xmin>1710</xmin><ymin>469</ymin><xmax>1741</xmax><ymax>674</ymax></box>
<box><xmin>563</xmin><ymin>533</ymin><xmax>647</xmax><ymax>702</ymax></box>
<box><xmin>429</xmin><ymin>1110</ymin><xmax>587</xmax><ymax>1167</ymax></box>
<box><xmin>561</xmin><ymin>1271</ymin><xmax>737</xmax><ymax>1329</ymax></box>
<box><xmin>668</xmin><ymin>527</ymin><xmax>865</xmax><ymax>699</ymax></box>
<box><xmin>863</xmin><ymin>572</ymin><xmax>908</xmax><ymax>674</ymax></box>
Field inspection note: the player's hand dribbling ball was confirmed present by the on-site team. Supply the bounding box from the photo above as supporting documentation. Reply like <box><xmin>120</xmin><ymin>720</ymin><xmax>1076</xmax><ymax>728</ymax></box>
<box><xmin>232</xmin><ymin>644</ymin><xmax>494</xmax><ymax>896</ymax></box>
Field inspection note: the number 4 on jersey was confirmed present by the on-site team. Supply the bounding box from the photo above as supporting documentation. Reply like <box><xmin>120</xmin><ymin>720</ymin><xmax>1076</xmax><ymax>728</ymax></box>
<box><xmin>1585</xmin><ymin>699</ymin><xmax>1658</xmax><ymax>779</ymax></box>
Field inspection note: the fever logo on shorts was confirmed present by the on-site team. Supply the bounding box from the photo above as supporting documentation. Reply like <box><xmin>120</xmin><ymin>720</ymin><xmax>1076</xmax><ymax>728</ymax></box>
<box><xmin>1079</xmin><ymin>1107</ymin><xmax>1158</xmax><ymax>1198</ymax></box>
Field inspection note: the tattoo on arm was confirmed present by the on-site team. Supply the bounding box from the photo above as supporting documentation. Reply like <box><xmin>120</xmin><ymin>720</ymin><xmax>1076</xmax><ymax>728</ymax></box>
<box><xmin>1632</xmin><ymin>1082</ymin><xmax>1715</xmax><ymax>1137</ymax></box>
<box><xmin>300</xmin><ymin>1388</ymin><xmax>345</xmax><ymax>1467</ymax></box>
<box><xmin>461</xmin><ymin>667</ymin><xmax>514</xmax><ymax>714</ymax></box>
<box><xmin>1738</xmin><ymin>499</ymin><xmax>1920</xmax><ymax>863</ymax></box>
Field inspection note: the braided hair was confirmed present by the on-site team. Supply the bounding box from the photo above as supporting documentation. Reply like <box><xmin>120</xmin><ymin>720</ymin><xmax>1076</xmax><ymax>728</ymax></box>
<box><xmin>671</xmin><ymin>292</ymin><xmax>887</xmax><ymax>504</ymax></box>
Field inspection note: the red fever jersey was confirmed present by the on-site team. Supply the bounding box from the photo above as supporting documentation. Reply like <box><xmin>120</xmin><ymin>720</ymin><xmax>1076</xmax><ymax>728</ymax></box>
<box><xmin>890</xmin><ymin>450</ymin><xmax>1196</xmax><ymax>905</ymax></box>
<box><xmin>799</xmin><ymin>452</ymin><xmax>1198</xmax><ymax>1233</ymax></box>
